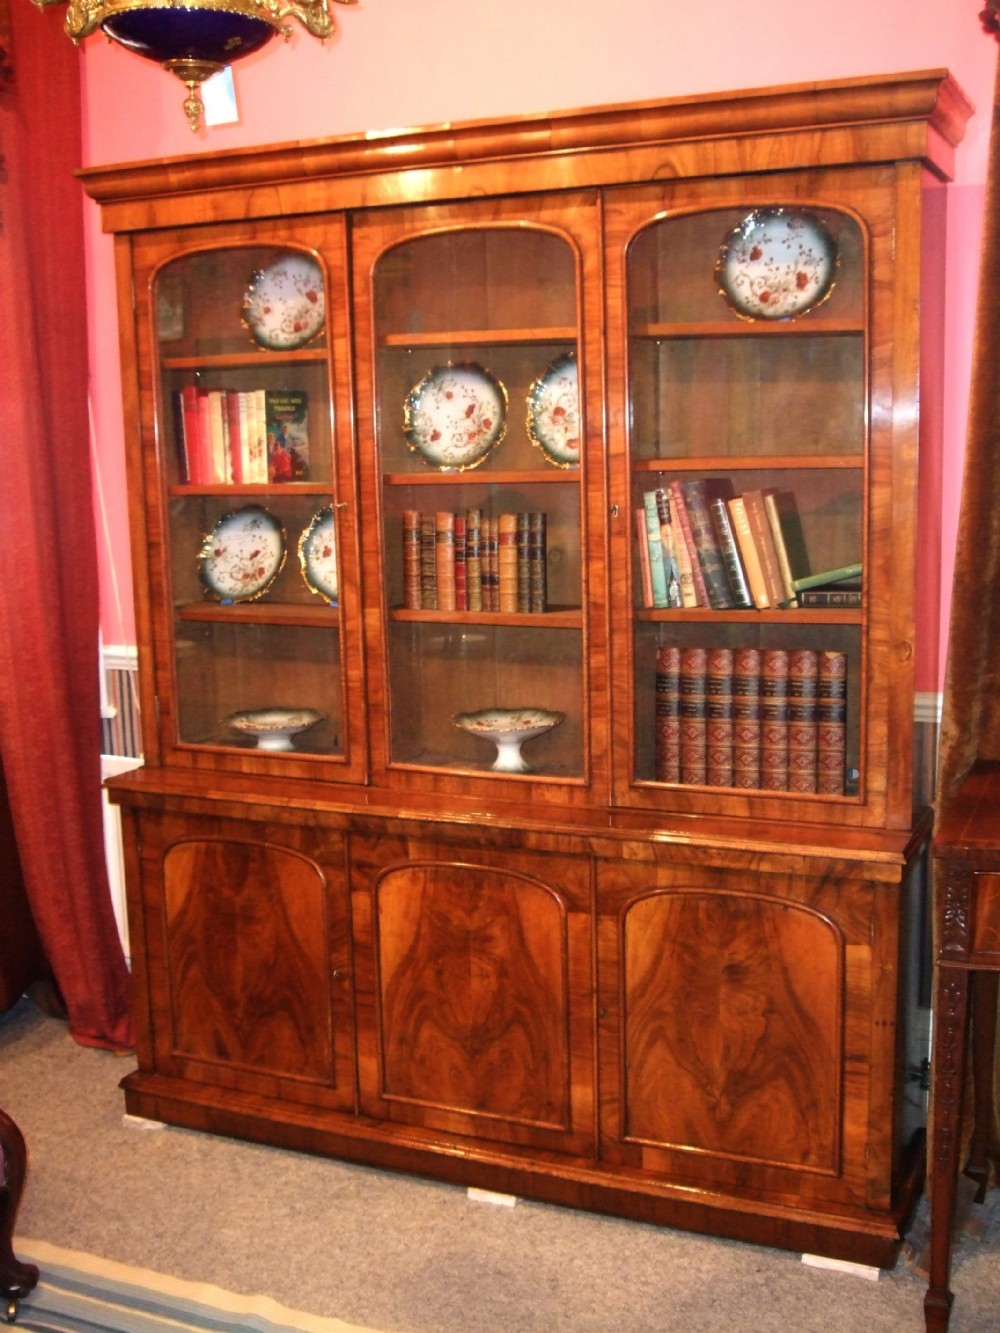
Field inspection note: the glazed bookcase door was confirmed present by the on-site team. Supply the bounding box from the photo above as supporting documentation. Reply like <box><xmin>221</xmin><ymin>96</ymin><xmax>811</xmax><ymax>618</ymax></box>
<box><xmin>606</xmin><ymin>168</ymin><xmax>915</xmax><ymax>829</ymax></box>
<box><xmin>131</xmin><ymin>219</ymin><xmax>365</xmax><ymax>781</ymax></box>
<box><xmin>352</xmin><ymin>194</ymin><xmax>608</xmax><ymax>804</ymax></box>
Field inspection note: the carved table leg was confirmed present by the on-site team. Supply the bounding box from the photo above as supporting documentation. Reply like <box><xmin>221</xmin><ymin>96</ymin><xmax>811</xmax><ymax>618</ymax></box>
<box><xmin>0</xmin><ymin>1108</ymin><xmax>38</xmax><ymax>1322</ymax></box>
<box><xmin>965</xmin><ymin>970</ymin><xmax>999</xmax><ymax>1202</ymax></box>
<box><xmin>924</xmin><ymin>966</ymin><xmax>971</xmax><ymax>1333</ymax></box>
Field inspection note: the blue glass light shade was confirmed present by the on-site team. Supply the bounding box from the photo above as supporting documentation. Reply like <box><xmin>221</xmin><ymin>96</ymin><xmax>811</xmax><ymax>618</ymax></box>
<box><xmin>100</xmin><ymin>6</ymin><xmax>276</xmax><ymax>66</ymax></box>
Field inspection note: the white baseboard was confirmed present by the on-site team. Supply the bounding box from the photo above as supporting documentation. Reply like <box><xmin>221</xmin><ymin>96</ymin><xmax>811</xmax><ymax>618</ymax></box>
<box><xmin>100</xmin><ymin>753</ymin><xmax>142</xmax><ymax>964</ymax></box>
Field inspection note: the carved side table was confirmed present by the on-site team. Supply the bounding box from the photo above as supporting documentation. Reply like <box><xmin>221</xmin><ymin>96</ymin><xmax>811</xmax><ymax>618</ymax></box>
<box><xmin>925</xmin><ymin>759</ymin><xmax>1000</xmax><ymax>1332</ymax></box>
<box><xmin>0</xmin><ymin>1106</ymin><xmax>38</xmax><ymax>1322</ymax></box>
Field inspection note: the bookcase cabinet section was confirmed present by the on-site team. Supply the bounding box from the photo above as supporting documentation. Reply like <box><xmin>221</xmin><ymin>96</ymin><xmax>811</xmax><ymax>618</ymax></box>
<box><xmin>89</xmin><ymin>72</ymin><xmax>971</xmax><ymax>1268</ymax></box>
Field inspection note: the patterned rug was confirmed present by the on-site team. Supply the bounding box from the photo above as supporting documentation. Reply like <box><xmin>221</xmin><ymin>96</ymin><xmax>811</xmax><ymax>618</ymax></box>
<box><xmin>11</xmin><ymin>1241</ymin><xmax>384</xmax><ymax>1333</ymax></box>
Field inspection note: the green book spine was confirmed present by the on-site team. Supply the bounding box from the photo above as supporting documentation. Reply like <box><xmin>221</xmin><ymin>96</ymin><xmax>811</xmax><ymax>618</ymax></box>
<box><xmin>643</xmin><ymin>491</ymin><xmax>669</xmax><ymax>608</ymax></box>
<box><xmin>791</xmin><ymin>561</ymin><xmax>863</xmax><ymax>592</ymax></box>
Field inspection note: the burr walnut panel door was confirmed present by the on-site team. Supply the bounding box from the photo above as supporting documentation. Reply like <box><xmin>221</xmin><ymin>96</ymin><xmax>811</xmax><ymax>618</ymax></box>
<box><xmin>353</xmin><ymin>838</ymin><xmax>595</xmax><ymax>1155</ymax></box>
<box><xmin>597</xmin><ymin>861</ymin><xmax>893</xmax><ymax>1212</ymax></box>
<box><xmin>142</xmin><ymin>815</ymin><xmax>355</xmax><ymax>1110</ymax></box>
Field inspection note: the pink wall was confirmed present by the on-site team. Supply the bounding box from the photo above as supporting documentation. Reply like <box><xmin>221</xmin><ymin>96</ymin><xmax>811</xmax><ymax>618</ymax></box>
<box><xmin>81</xmin><ymin>0</ymin><xmax>997</xmax><ymax>693</ymax></box>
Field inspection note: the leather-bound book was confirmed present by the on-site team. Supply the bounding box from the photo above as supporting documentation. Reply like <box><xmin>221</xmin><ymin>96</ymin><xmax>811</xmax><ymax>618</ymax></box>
<box><xmin>679</xmin><ymin>646</ymin><xmax>708</xmax><ymax>785</ymax></box>
<box><xmin>787</xmin><ymin>648</ymin><xmax>819</xmax><ymax>793</ymax></box>
<box><xmin>402</xmin><ymin>509</ymin><xmax>422</xmax><ymax>610</ymax></box>
<box><xmin>654</xmin><ymin>644</ymin><xmax>681</xmax><ymax>784</ymax></box>
<box><xmin>465</xmin><ymin>508</ymin><xmax>483</xmax><ymax>612</ymax></box>
<box><xmin>435</xmin><ymin>511</ymin><xmax>456</xmax><ymax>611</ymax></box>
<box><xmin>817</xmin><ymin>650</ymin><xmax>848</xmax><ymax>794</ymax></box>
<box><xmin>498</xmin><ymin>512</ymin><xmax>518</xmax><ymax>613</ymax></box>
<box><xmin>732</xmin><ymin>647</ymin><xmax>762</xmax><ymax>789</ymax></box>
<box><xmin>529</xmin><ymin>512</ymin><xmax>547</xmax><ymax>613</ymax></box>
<box><xmin>705</xmin><ymin>646</ymin><xmax>734</xmax><ymax>787</ymax></box>
<box><xmin>760</xmin><ymin>648</ymin><xmax>790</xmax><ymax>790</ymax></box>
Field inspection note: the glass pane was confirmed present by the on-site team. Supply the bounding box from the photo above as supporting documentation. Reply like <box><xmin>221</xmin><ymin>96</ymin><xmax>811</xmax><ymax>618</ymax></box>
<box><xmin>155</xmin><ymin>247</ymin><xmax>344</xmax><ymax>761</ymax></box>
<box><xmin>372</xmin><ymin>226</ymin><xmax>585</xmax><ymax>781</ymax></box>
<box><xmin>627</xmin><ymin>207</ymin><xmax>866</xmax><ymax>801</ymax></box>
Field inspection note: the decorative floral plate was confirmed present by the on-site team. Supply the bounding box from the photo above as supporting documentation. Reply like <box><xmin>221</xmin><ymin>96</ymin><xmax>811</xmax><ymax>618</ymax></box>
<box><xmin>224</xmin><ymin>707</ymin><xmax>324</xmax><ymax>751</ymax></box>
<box><xmin>242</xmin><ymin>252</ymin><xmax>325</xmax><ymax>351</ymax></box>
<box><xmin>527</xmin><ymin>352</ymin><xmax>580</xmax><ymax>468</ymax></box>
<box><xmin>716</xmin><ymin>208</ymin><xmax>838</xmax><ymax>321</ymax></box>
<box><xmin>197</xmin><ymin>505</ymin><xmax>285</xmax><ymax>602</ymax></box>
<box><xmin>403</xmin><ymin>363</ymin><xmax>507</xmax><ymax>471</ymax></box>
<box><xmin>454</xmin><ymin>706</ymin><xmax>565</xmax><ymax>773</ymax></box>
<box><xmin>298</xmin><ymin>506</ymin><xmax>338</xmax><ymax>603</ymax></box>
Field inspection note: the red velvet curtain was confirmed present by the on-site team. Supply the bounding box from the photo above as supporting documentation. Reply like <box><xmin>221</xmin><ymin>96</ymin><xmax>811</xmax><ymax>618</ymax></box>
<box><xmin>0</xmin><ymin>0</ymin><xmax>133</xmax><ymax>1050</ymax></box>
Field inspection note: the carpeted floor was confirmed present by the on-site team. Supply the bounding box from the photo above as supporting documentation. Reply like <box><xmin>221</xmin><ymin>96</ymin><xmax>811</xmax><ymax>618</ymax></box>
<box><xmin>2</xmin><ymin>997</ymin><xmax>998</xmax><ymax>1333</ymax></box>
<box><xmin>13</xmin><ymin>1239</ymin><xmax>381</xmax><ymax>1333</ymax></box>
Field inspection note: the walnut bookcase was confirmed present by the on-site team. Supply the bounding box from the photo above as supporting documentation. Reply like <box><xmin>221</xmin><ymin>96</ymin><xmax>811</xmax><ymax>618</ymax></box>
<box><xmin>85</xmin><ymin>70</ymin><xmax>970</xmax><ymax>1266</ymax></box>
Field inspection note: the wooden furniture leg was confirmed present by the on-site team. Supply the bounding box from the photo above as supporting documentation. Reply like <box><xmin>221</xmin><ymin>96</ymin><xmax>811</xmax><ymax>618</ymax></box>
<box><xmin>965</xmin><ymin>970</ymin><xmax>999</xmax><ymax>1202</ymax></box>
<box><xmin>0</xmin><ymin>1107</ymin><xmax>38</xmax><ymax>1323</ymax></box>
<box><xmin>924</xmin><ymin>967</ymin><xmax>971</xmax><ymax>1333</ymax></box>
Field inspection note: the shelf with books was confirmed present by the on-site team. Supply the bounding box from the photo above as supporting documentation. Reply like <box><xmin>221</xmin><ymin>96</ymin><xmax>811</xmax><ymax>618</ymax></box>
<box><xmin>651</xmin><ymin>642</ymin><xmax>854</xmax><ymax>797</ymax></box>
<box><xmin>165</xmin><ymin>379</ymin><xmax>323</xmax><ymax>486</ymax></box>
<box><xmin>632</xmin><ymin>471</ymin><xmax>862</xmax><ymax>614</ymax></box>
<box><xmin>643</xmin><ymin>627</ymin><xmax>861</xmax><ymax>796</ymax></box>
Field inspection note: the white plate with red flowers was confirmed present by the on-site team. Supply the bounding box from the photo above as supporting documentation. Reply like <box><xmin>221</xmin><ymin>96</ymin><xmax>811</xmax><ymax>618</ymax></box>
<box><xmin>403</xmin><ymin>362</ymin><xmax>507</xmax><ymax>471</ymax></box>
<box><xmin>243</xmin><ymin>252</ymin><xmax>325</xmax><ymax>350</ymax></box>
<box><xmin>527</xmin><ymin>352</ymin><xmax>580</xmax><ymax>468</ymax></box>
<box><xmin>716</xmin><ymin>208</ymin><xmax>838</xmax><ymax>321</ymax></box>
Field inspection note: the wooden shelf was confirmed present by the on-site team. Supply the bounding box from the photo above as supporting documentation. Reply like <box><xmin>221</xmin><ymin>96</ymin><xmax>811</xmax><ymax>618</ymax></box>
<box><xmin>631</xmin><ymin>320</ymin><xmax>864</xmax><ymax>340</ymax></box>
<box><xmin>162</xmin><ymin>349</ymin><xmax>328</xmax><ymax>370</ymax></box>
<box><xmin>381</xmin><ymin>327</ymin><xmax>577</xmax><ymax>348</ymax></box>
<box><xmin>168</xmin><ymin>483</ymin><xmax>334</xmax><ymax>497</ymax></box>
<box><xmin>634</xmin><ymin>607</ymin><xmax>863</xmax><ymax>625</ymax></box>
<box><xmin>391</xmin><ymin>606</ymin><xmax>582</xmax><ymax>628</ymax></box>
<box><xmin>631</xmin><ymin>455</ymin><xmax>864</xmax><ymax>473</ymax></box>
<box><xmin>177</xmin><ymin>601</ymin><xmax>339</xmax><ymax>627</ymax></box>
<box><xmin>383</xmin><ymin>469</ymin><xmax>578</xmax><ymax>486</ymax></box>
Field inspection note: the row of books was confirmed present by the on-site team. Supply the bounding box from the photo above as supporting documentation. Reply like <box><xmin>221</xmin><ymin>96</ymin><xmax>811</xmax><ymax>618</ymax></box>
<box><xmin>637</xmin><ymin>480</ymin><xmax>862</xmax><ymax>611</ymax></box>
<box><xmin>172</xmin><ymin>385</ymin><xmax>310</xmax><ymax>485</ymax></box>
<box><xmin>402</xmin><ymin>510</ymin><xmax>547</xmax><ymax>613</ymax></box>
<box><xmin>654</xmin><ymin>645</ymin><xmax>848</xmax><ymax>794</ymax></box>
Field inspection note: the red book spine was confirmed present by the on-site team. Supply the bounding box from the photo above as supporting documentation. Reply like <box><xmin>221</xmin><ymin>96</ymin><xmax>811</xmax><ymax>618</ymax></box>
<box><xmin>705</xmin><ymin>646</ymin><xmax>734</xmax><ymax>787</ymax></box>
<box><xmin>225</xmin><ymin>390</ymin><xmax>243</xmax><ymax>484</ymax></box>
<box><xmin>732</xmin><ymin>647</ymin><xmax>761</xmax><ymax>789</ymax></box>
<box><xmin>453</xmin><ymin>512</ymin><xmax>467</xmax><ymax>611</ymax></box>
<box><xmin>817</xmin><ymin>650</ymin><xmax>848</xmax><ymax>794</ymax></box>
<box><xmin>787</xmin><ymin>648</ymin><xmax>819</xmax><ymax>793</ymax></box>
<box><xmin>655</xmin><ymin>644</ymin><xmax>681</xmax><ymax>783</ymax></box>
<box><xmin>679</xmin><ymin>646</ymin><xmax>708</xmax><ymax>785</ymax></box>
<box><xmin>760</xmin><ymin>649</ymin><xmax>790</xmax><ymax>791</ymax></box>
<box><xmin>636</xmin><ymin>508</ymin><xmax>654</xmax><ymax>608</ymax></box>
<box><xmin>402</xmin><ymin>509</ymin><xmax>422</xmax><ymax>610</ymax></box>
